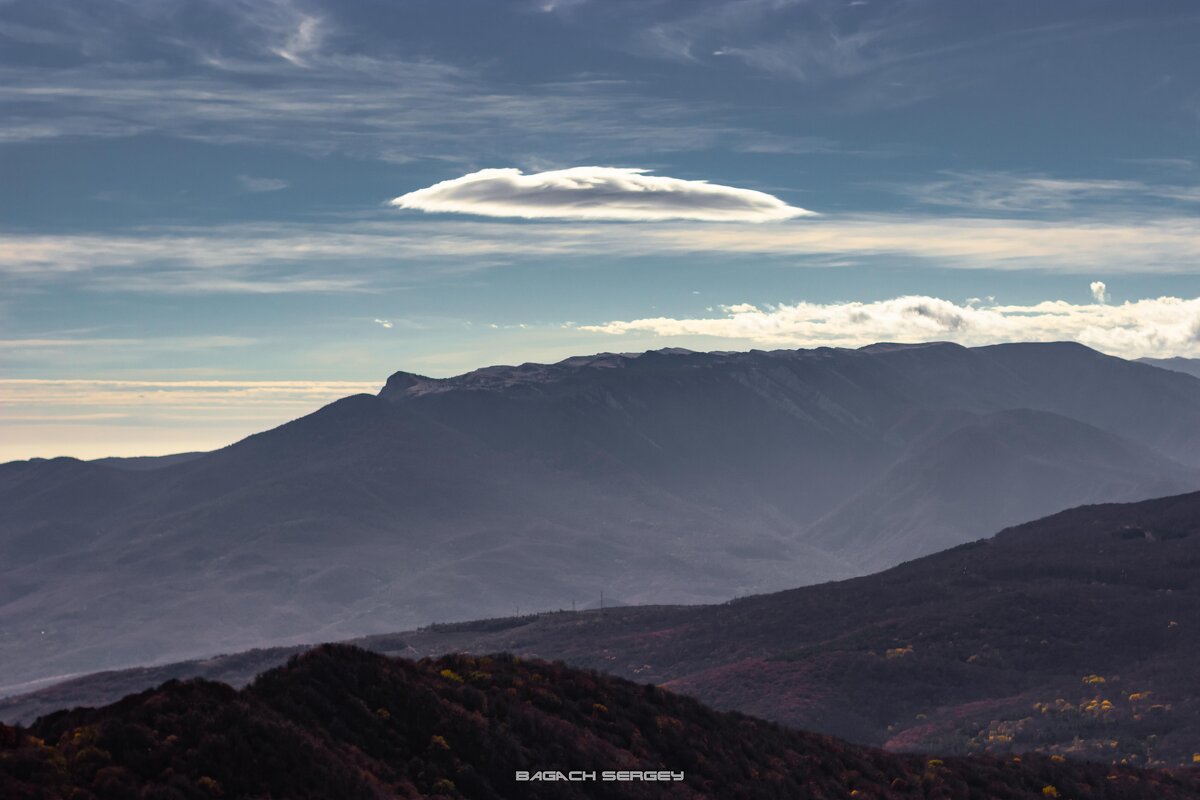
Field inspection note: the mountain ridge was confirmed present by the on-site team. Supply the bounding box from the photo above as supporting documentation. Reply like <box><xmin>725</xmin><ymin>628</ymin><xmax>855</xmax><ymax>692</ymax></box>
<box><xmin>2</xmin><ymin>342</ymin><xmax>1199</xmax><ymax>690</ymax></box>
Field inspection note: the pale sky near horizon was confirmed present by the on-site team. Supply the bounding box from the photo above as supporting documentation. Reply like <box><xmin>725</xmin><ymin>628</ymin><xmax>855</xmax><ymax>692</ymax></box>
<box><xmin>2</xmin><ymin>0</ymin><xmax>1199</xmax><ymax>461</ymax></box>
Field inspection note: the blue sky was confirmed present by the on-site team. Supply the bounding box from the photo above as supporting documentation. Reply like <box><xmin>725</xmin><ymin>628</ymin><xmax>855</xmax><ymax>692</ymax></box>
<box><xmin>2</xmin><ymin>0</ymin><xmax>1199</xmax><ymax>459</ymax></box>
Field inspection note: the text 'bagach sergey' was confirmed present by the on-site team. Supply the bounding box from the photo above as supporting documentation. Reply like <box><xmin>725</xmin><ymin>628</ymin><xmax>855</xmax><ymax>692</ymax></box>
<box><xmin>516</xmin><ymin>770</ymin><xmax>685</xmax><ymax>782</ymax></box>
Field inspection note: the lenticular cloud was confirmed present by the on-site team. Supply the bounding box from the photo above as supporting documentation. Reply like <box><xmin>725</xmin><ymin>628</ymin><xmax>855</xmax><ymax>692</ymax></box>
<box><xmin>390</xmin><ymin>167</ymin><xmax>814</xmax><ymax>222</ymax></box>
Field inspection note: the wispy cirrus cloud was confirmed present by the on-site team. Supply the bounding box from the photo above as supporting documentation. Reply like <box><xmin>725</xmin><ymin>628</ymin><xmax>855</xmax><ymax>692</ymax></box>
<box><xmin>0</xmin><ymin>378</ymin><xmax>380</xmax><ymax>406</ymax></box>
<box><xmin>270</xmin><ymin>10</ymin><xmax>323</xmax><ymax>67</ymax></box>
<box><xmin>903</xmin><ymin>171</ymin><xmax>1200</xmax><ymax>213</ymax></box>
<box><xmin>391</xmin><ymin>167</ymin><xmax>815</xmax><ymax>222</ymax></box>
<box><xmin>622</xmin><ymin>0</ymin><xmax>981</xmax><ymax>112</ymax></box>
<box><xmin>0</xmin><ymin>335</ymin><xmax>260</xmax><ymax>376</ymax></box>
<box><xmin>0</xmin><ymin>222</ymin><xmax>540</xmax><ymax>292</ymax></box>
<box><xmin>237</xmin><ymin>175</ymin><xmax>289</xmax><ymax>193</ymax></box>
<box><xmin>533</xmin><ymin>0</ymin><xmax>590</xmax><ymax>12</ymax></box>
<box><xmin>0</xmin><ymin>0</ymin><xmax>825</xmax><ymax>164</ymax></box>
<box><xmin>0</xmin><ymin>335</ymin><xmax>255</xmax><ymax>350</ymax></box>
<box><xmin>3</xmin><ymin>212</ymin><xmax>1200</xmax><ymax>296</ymax></box>
<box><xmin>619</xmin><ymin>215</ymin><xmax>1200</xmax><ymax>273</ymax></box>
<box><xmin>0</xmin><ymin>61</ymin><xmax>821</xmax><ymax>162</ymax></box>
<box><xmin>580</xmin><ymin>290</ymin><xmax>1200</xmax><ymax>359</ymax></box>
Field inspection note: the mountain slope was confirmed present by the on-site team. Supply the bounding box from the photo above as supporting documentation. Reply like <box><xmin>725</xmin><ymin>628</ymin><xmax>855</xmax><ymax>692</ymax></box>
<box><xmin>2</xmin><ymin>342</ymin><xmax>1199</xmax><ymax>688</ymax></box>
<box><xmin>4</xmin><ymin>645</ymin><xmax>1199</xmax><ymax>800</ymax></box>
<box><xmin>382</xmin><ymin>491</ymin><xmax>1200</xmax><ymax>767</ymax></box>
<box><xmin>1137</xmin><ymin>357</ymin><xmax>1200</xmax><ymax>380</ymax></box>
<box><xmin>11</xmin><ymin>491</ymin><xmax>1200</xmax><ymax>770</ymax></box>
<box><xmin>806</xmin><ymin>408</ymin><xmax>1197</xmax><ymax>569</ymax></box>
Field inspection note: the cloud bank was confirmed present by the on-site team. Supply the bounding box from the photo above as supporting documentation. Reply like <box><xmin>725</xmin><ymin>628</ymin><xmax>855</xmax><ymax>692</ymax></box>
<box><xmin>0</xmin><ymin>379</ymin><xmax>383</xmax><ymax>462</ymax></box>
<box><xmin>391</xmin><ymin>167</ymin><xmax>814</xmax><ymax>222</ymax></box>
<box><xmin>580</xmin><ymin>291</ymin><xmax>1200</xmax><ymax>359</ymax></box>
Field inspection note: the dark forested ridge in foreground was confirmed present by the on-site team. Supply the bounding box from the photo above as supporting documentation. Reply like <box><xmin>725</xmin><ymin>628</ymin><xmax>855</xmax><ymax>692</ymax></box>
<box><xmin>10</xmin><ymin>491</ymin><xmax>1200</xmax><ymax>771</ymax></box>
<box><xmin>3</xmin><ymin>646</ymin><xmax>1199</xmax><ymax>800</ymax></box>
<box><xmin>3</xmin><ymin>342</ymin><xmax>1200</xmax><ymax>689</ymax></box>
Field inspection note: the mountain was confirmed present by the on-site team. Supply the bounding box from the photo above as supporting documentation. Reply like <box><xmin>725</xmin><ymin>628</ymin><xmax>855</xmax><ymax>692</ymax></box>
<box><xmin>10</xmin><ymin>490</ymin><xmax>1200</xmax><ymax>771</ymax></box>
<box><xmin>1138</xmin><ymin>357</ymin><xmax>1200</xmax><ymax>380</ymax></box>
<box><xmin>2</xmin><ymin>342</ymin><xmax>1200</xmax><ymax>689</ymax></box>
<box><xmin>4</xmin><ymin>645</ymin><xmax>1199</xmax><ymax>800</ymax></box>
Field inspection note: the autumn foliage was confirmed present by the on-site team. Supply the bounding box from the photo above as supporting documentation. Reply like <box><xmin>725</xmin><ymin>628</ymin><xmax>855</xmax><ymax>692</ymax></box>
<box><xmin>3</xmin><ymin>645</ymin><xmax>1200</xmax><ymax>799</ymax></box>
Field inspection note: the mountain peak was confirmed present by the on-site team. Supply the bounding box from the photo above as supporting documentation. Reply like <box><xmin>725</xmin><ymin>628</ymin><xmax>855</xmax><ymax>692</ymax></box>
<box><xmin>378</xmin><ymin>369</ymin><xmax>435</xmax><ymax>399</ymax></box>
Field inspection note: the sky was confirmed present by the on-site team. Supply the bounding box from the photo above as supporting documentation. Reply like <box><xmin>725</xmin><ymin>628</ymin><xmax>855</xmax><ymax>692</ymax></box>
<box><xmin>2</xmin><ymin>0</ymin><xmax>1199</xmax><ymax>460</ymax></box>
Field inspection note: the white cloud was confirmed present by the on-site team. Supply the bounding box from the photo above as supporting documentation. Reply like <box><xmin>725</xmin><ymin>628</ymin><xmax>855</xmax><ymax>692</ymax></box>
<box><xmin>579</xmin><ymin>291</ymin><xmax>1200</xmax><ymax>359</ymax></box>
<box><xmin>237</xmin><ymin>175</ymin><xmax>290</xmax><ymax>192</ymax></box>
<box><xmin>374</xmin><ymin>318</ymin><xmax>394</xmax><ymax>329</ymax></box>
<box><xmin>1090</xmin><ymin>281</ymin><xmax>1108</xmax><ymax>304</ymax></box>
<box><xmin>390</xmin><ymin>167</ymin><xmax>814</xmax><ymax>222</ymax></box>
